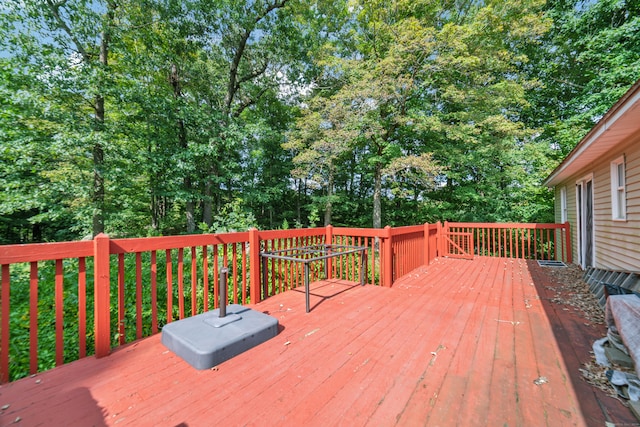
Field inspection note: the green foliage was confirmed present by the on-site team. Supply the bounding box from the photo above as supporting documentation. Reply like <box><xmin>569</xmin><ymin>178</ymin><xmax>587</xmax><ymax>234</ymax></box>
<box><xmin>7</xmin><ymin>260</ymin><xmax>97</xmax><ymax>380</ymax></box>
<box><xmin>7</xmin><ymin>245</ymin><xmax>250</xmax><ymax>381</ymax></box>
<box><xmin>199</xmin><ymin>198</ymin><xmax>258</xmax><ymax>234</ymax></box>
<box><xmin>1</xmin><ymin>0</ymin><xmax>638</xmax><ymax>243</ymax></box>
<box><xmin>525</xmin><ymin>0</ymin><xmax>640</xmax><ymax>156</ymax></box>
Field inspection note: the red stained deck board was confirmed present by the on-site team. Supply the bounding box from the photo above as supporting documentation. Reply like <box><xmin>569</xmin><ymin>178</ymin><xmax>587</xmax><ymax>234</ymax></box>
<box><xmin>0</xmin><ymin>257</ymin><xmax>634</xmax><ymax>426</ymax></box>
<box><xmin>415</xmin><ymin>258</ymin><xmax>507</xmax><ymax>426</ymax></box>
<box><xmin>303</xmin><ymin>264</ymin><xmax>472</xmax><ymax>425</ymax></box>
<box><xmin>335</xmin><ymin>264</ymin><xmax>473</xmax><ymax>425</ymax></box>
<box><xmin>366</xmin><ymin>256</ymin><xmax>481</xmax><ymax>425</ymax></box>
<box><xmin>450</xmin><ymin>257</ymin><xmax>504</xmax><ymax>427</ymax></box>
<box><xmin>487</xmin><ymin>262</ymin><xmax>518</xmax><ymax>426</ymax></box>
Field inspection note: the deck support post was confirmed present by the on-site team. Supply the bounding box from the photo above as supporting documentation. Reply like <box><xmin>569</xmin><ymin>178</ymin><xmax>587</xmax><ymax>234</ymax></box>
<box><xmin>249</xmin><ymin>228</ymin><xmax>262</xmax><ymax>304</ymax></box>
<box><xmin>383</xmin><ymin>225</ymin><xmax>393</xmax><ymax>287</ymax></box>
<box><xmin>424</xmin><ymin>222</ymin><xmax>430</xmax><ymax>266</ymax></box>
<box><xmin>443</xmin><ymin>221</ymin><xmax>449</xmax><ymax>258</ymax></box>
<box><xmin>436</xmin><ymin>221</ymin><xmax>442</xmax><ymax>258</ymax></box>
<box><xmin>564</xmin><ymin>221</ymin><xmax>572</xmax><ymax>264</ymax></box>
<box><xmin>325</xmin><ymin>225</ymin><xmax>333</xmax><ymax>280</ymax></box>
<box><xmin>1</xmin><ymin>265</ymin><xmax>9</xmax><ymax>382</ymax></box>
<box><xmin>94</xmin><ymin>233</ymin><xmax>111</xmax><ymax>358</ymax></box>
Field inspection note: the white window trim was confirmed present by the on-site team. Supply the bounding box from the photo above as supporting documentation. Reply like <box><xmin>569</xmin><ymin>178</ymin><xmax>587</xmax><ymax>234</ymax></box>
<box><xmin>610</xmin><ymin>155</ymin><xmax>627</xmax><ymax>221</ymax></box>
<box><xmin>560</xmin><ymin>186</ymin><xmax>567</xmax><ymax>223</ymax></box>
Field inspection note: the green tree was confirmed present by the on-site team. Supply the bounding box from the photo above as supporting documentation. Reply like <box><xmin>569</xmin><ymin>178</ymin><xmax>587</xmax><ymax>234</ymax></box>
<box><xmin>0</xmin><ymin>1</ymin><xmax>121</xmax><ymax>239</ymax></box>
<box><xmin>288</xmin><ymin>0</ymin><xmax>549</xmax><ymax>226</ymax></box>
<box><xmin>526</xmin><ymin>0</ymin><xmax>640</xmax><ymax>157</ymax></box>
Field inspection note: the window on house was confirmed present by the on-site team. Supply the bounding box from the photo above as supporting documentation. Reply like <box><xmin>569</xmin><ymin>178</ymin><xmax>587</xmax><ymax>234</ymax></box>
<box><xmin>611</xmin><ymin>156</ymin><xmax>626</xmax><ymax>220</ymax></box>
<box><xmin>560</xmin><ymin>186</ymin><xmax>567</xmax><ymax>223</ymax></box>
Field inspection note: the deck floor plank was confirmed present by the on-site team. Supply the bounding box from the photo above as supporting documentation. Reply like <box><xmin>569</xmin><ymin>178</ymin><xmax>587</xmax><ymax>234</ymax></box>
<box><xmin>454</xmin><ymin>257</ymin><xmax>503</xmax><ymax>427</ymax></box>
<box><xmin>368</xmin><ymin>255</ymin><xmax>481</xmax><ymax>425</ymax></box>
<box><xmin>488</xmin><ymin>259</ymin><xmax>526</xmax><ymax>427</ymax></box>
<box><xmin>0</xmin><ymin>257</ymin><xmax>636</xmax><ymax>426</ymax></box>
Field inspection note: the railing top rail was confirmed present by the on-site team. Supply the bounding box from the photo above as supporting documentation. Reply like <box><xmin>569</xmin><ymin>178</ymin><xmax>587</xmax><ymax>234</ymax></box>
<box><xmin>333</xmin><ymin>227</ymin><xmax>387</xmax><ymax>238</ymax></box>
<box><xmin>0</xmin><ymin>240</ymin><xmax>94</xmax><ymax>264</ymax></box>
<box><xmin>0</xmin><ymin>222</ymin><xmax>568</xmax><ymax>264</ymax></box>
<box><xmin>109</xmin><ymin>231</ymin><xmax>250</xmax><ymax>254</ymax></box>
<box><xmin>257</xmin><ymin>227</ymin><xmax>327</xmax><ymax>240</ymax></box>
<box><xmin>447</xmin><ymin>222</ymin><xmax>567</xmax><ymax>230</ymax></box>
<box><xmin>389</xmin><ymin>225</ymin><xmax>425</xmax><ymax>236</ymax></box>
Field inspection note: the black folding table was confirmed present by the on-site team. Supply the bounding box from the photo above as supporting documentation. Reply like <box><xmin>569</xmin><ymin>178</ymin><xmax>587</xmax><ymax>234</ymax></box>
<box><xmin>260</xmin><ymin>244</ymin><xmax>368</xmax><ymax>312</ymax></box>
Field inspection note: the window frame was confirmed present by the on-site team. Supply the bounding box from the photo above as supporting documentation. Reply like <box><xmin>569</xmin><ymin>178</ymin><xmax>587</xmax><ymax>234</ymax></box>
<box><xmin>610</xmin><ymin>155</ymin><xmax>627</xmax><ymax>221</ymax></box>
<box><xmin>560</xmin><ymin>186</ymin><xmax>567</xmax><ymax>223</ymax></box>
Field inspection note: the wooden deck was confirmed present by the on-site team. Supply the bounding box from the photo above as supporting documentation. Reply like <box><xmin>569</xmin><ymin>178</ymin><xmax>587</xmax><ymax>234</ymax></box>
<box><xmin>0</xmin><ymin>257</ymin><xmax>635</xmax><ymax>426</ymax></box>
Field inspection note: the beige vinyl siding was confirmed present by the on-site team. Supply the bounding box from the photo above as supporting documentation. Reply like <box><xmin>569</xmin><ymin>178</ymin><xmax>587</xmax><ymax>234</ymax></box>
<box><xmin>553</xmin><ymin>132</ymin><xmax>640</xmax><ymax>271</ymax></box>
<box><xmin>554</xmin><ymin>184</ymin><xmax>577</xmax><ymax>262</ymax></box>
<box><xmin>592</xmin><ymin>135</ymin><xmax>640</xmax><ymax>272</ymax></box>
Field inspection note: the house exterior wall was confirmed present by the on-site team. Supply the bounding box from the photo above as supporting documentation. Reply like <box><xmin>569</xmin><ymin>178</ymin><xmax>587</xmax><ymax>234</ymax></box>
<box><xmin>554</xmin><ymin>131</ymin><xmax>640</xmax><ymax>272</ymax></box>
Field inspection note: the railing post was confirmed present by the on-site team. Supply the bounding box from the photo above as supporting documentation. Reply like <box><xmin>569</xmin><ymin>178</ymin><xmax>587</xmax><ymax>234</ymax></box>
<box><xmin>249</xmin><ymin>228</ymin><xmax>262</xmax><ymax>304</ymax></box>
<box><xmin>383</xmin><ymin>225</ymin><xmax>393</xmax><ymax>287</ymax></box>
<box><xmin>564</xmin><ymin>221</ymin><xmax>573</xmax><ymax>264</ymax></box>
<box><xmin>94</xmin><ymin>233</ymin><xmax>111</xmax><ymax>358</ymax></box>
<box><xmin>325</xmin><ymin>224</ymin><xmax>333</xmax><ymax>279</ymax></box>
<box><xmin>436</xmin><ymin>221</ymin><xmax>443</xmax><ymax>257</ymax></box>
<box><xmin>423</xmin><ymin>222</ymin><xmax>430</xmax><ymax>266</ymax></box>
<box><xmin>1</xmin><ymin>264</ymin><xmax>9</xmax><ymax>382</ymax></box>
<box><xmin>443</xmin><ymin>221</ymin><xmax>449</xmax><ymax>258</ymax></box>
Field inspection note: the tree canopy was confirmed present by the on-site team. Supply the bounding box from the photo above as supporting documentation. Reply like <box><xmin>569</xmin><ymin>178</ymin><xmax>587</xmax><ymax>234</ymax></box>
<box><xmin>1</xmin><ymin>0</ymin><xmax>638</xmax><ymax>243</ymax></box>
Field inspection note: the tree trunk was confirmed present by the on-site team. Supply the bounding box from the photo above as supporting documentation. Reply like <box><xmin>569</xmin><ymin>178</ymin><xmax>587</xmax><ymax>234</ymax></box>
<box><xmin>170</xmin><ymin>63</ymin><xmax>196</xmax><ymax>233</ymax></box>
<box><xmin>44</xmin><ymin>1</ymin><xmax>116</xmax><ymax>236</ymax></box>
<box><xmin>296</xmin><ymin>178</ymin><xmax>302</xmax><ymax>225</ymax></box>
<box><xmin>92</xmin><ymin>20</ymin><xmax>110</xmax><ymax>236</ymax></box>
<box><xmin>202</xmin><ymin>179</ymin><xmax>212</xmax><ymax>227</ymax></box>
<box><xmin>200</xmin><ymin>0</ymin><xmax>290</xmax><ymax>224</ymax></box>
<box><xmin>324</xmin><ymin>172</ymin><xmax>333</xmax><ymax>226</ymax></box>
<box><xmin>373</xmin><ymin>162</ymin><xmax>382</xmax><ymax>229</ymax></box>
<box><xmin>92</xmin><ymin>135</ymin><xmax>105</xmax><ymax>235</ymax></box>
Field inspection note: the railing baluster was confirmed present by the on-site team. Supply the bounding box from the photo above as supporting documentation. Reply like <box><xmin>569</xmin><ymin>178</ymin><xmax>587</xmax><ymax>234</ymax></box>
<box><xmin>242</xmin><ymin>243</ymin><xmax>247</xmax><ymax>303</ymax></box>
<box><xmin>1</xmin><ymin>264</ymin><xmax>10</xmax><ymax>382</ymax></box>
<box><xmin>177</xmin><ymin>248</ymin><xmax>184</xmax><ymax>320</ymax></box>
<box><xmin>118</xmin><ymin>254</ymin><xmax>126</xmax><ymax>344</ymax></box>
<box><xmin>509</xmin><ymin>228</ymin><xmax>513</xmax><ymax>258</ymax></box>
<box><xmin>213</xmin><ymin>245</ymin><xmax>219</xmax><ymax>309</ymax></box>
<box><xmin>277</xmin><ymin>239</ymin><xmax>282</xmax><ymax>294</ymax></box>
<box><xmin>232</xmin><ymin>244</ymin><xmax>238</xmax><ymax>303</ymax></box>
<box><xmin>202</xmin><ymin>246</ymin><xmax>209</xmax><ymax>312</ymax></box>
<box><xmin>29</xmin><ymin>262</ymin><xmax>38</xmax><ymax>374</ymax></box>
<box><xmin>165</xmin><ymin>249</ymin><xmax>173</xmax><ymax>324</ymax></box>
<box><xmin>150</xmin><ymin>251</ymin><xmax>158</xmax><ymax>334</ymax></box>
<box><xmin>190</xmin><ymin>247</ymin><xmax>197</xmax><ymax>316</ymax></box>
<box><xmin>78</xmin><ymin>257</ymin><xmax>87</xmax><ymax>358</ymax></box>
<box><xmin>55</xmin><ymin>259</ymin><xmax>64</xmax><ymax>365</ymax></box>
<box><xmin>136</xmin><ymin>252</ymin><xmax>143</xmax><ymax>339</ymax></box>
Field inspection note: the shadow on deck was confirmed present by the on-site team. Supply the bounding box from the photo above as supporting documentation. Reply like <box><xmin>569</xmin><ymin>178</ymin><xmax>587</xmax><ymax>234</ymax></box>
<box><xmin>0</xmin><ymin>257</ymin><xmax>635</xmax><ymax>426</ymax></box>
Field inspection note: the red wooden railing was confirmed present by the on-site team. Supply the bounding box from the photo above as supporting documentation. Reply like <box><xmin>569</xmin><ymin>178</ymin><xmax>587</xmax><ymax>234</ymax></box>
<box><xmin>444</xmin><ymin>222</ymin><xmax>572</xmax><ymax>263</ymax></box>
<box><xmin>0</xmin><ymin>221</ymin><xmax>569</xmax><ymax>382</ymax></box>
